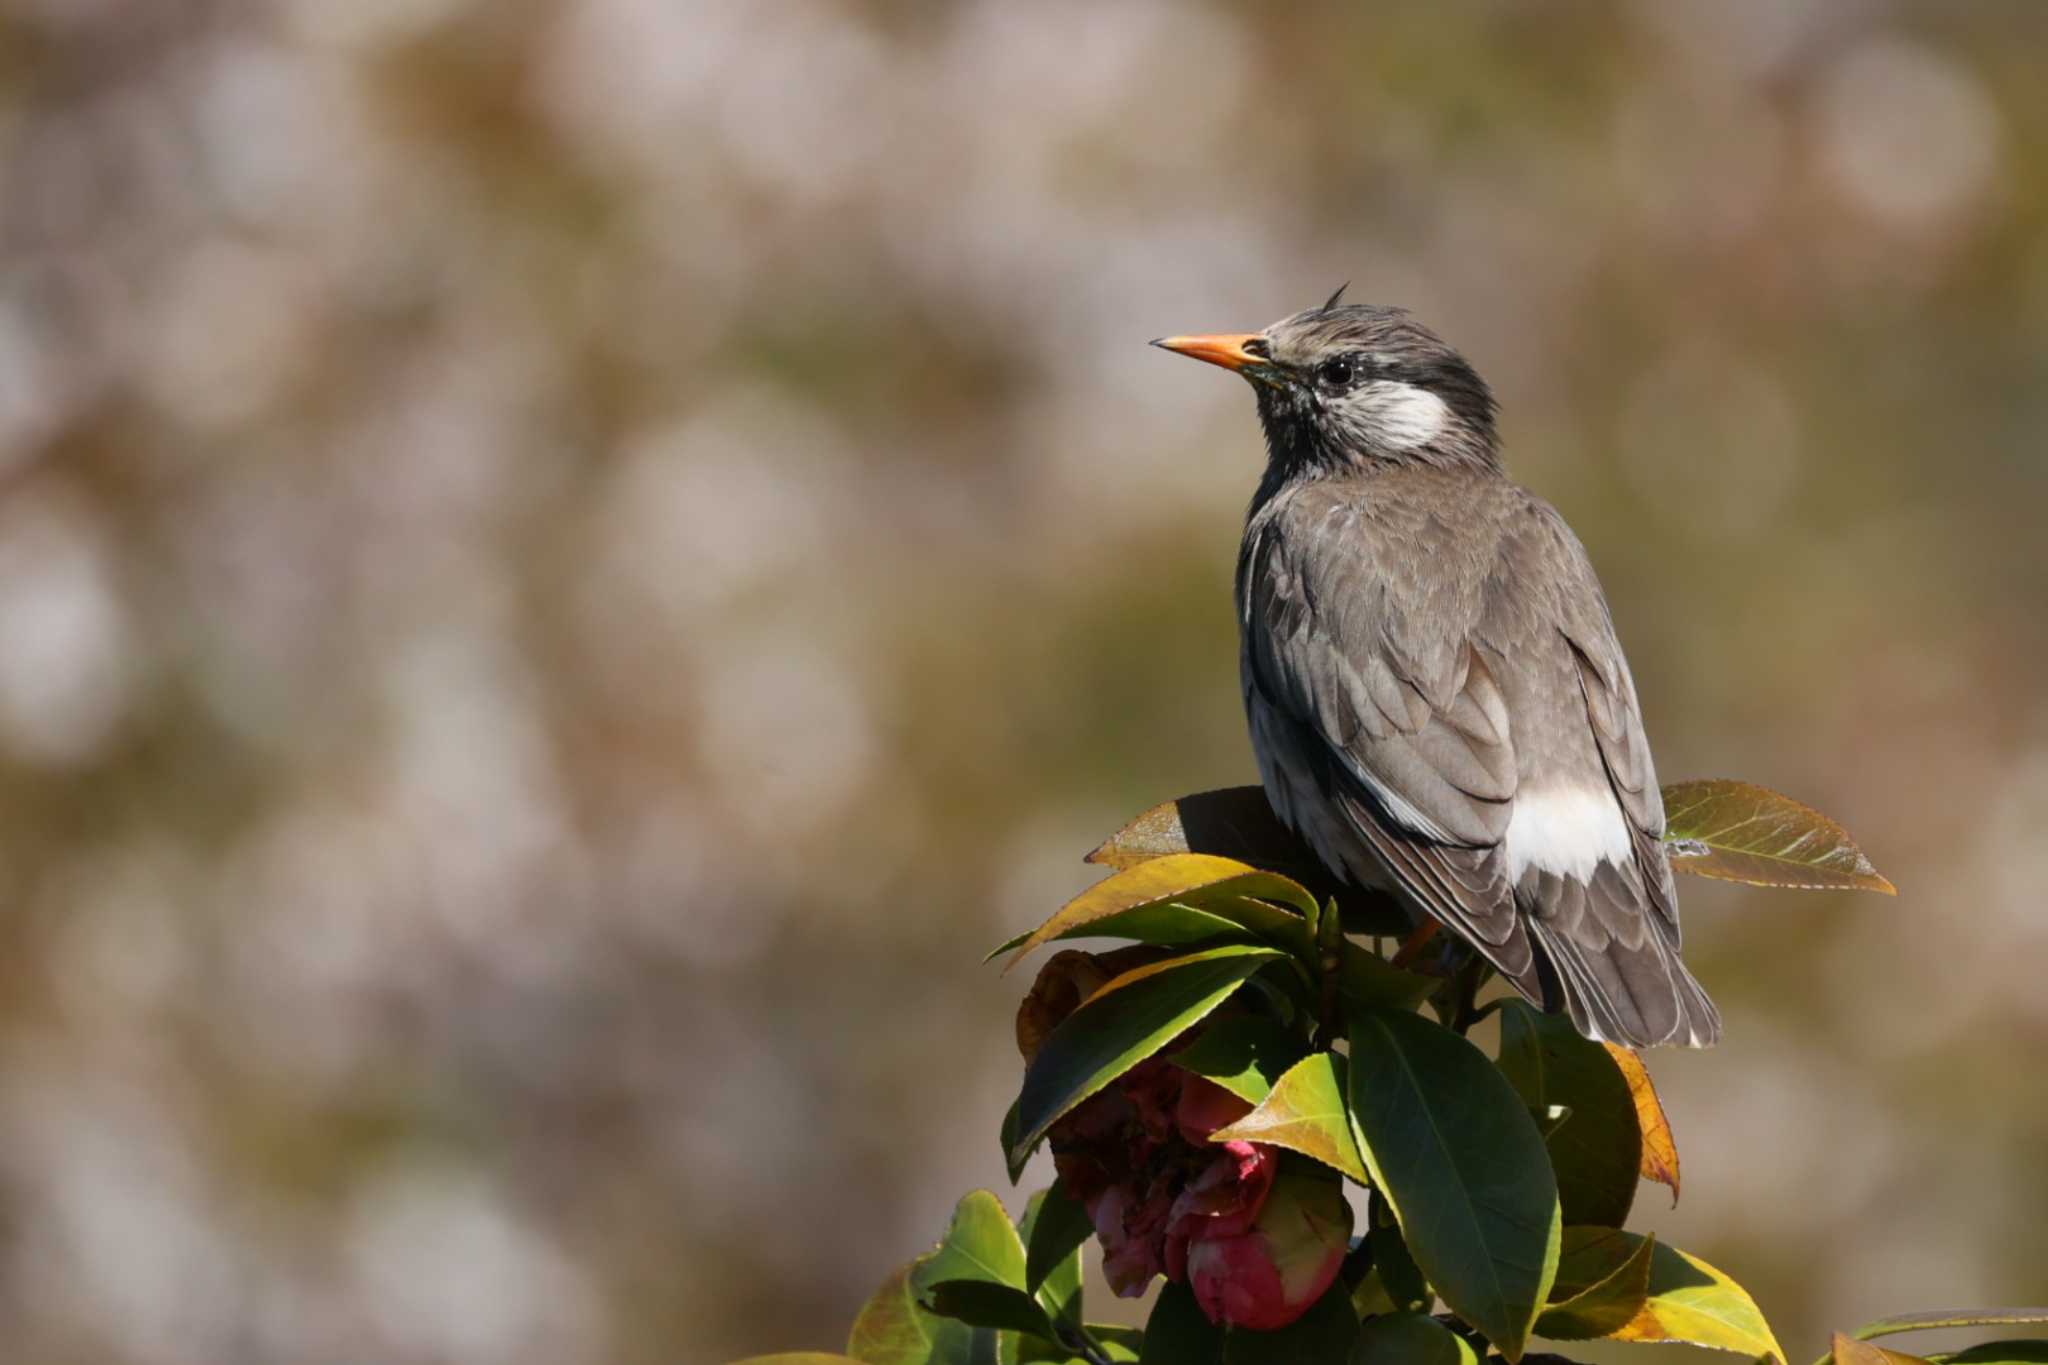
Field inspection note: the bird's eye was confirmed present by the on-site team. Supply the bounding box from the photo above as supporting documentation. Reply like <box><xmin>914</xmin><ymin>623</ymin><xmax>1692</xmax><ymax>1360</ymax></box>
<box><xmin>1316</xmin><ymin>355</ymin><xmax>1356</xmax><ymax>389</ymax></box>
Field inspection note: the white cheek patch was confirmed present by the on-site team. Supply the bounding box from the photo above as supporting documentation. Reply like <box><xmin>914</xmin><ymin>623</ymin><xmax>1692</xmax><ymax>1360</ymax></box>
<box><xmin>1360</xmin><ymin>381</ymin><xmax>1450</xmax><ymax>449</ymax></box>
<box><xmin>1505</xmin><ymin>786</ymin><xmax>1634</xmax><ymax>883</ymax></box>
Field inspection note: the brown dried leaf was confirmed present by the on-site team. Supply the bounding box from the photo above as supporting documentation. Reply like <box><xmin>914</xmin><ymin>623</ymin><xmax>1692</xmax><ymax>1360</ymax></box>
<box><xmin>1085</xmin><ymin>786</ymin><xmax>1305</xmax><ymax>872</ymax></box>
<box><xmin>1661</xmin><ymin>779</ymin><xmax>1896</xmax><ymax>894</ymax></box>
<box><xmin>1602</xmin><ymin>1043</ymin><xmax>1679</xmax><ymax>1205</ymax></box>
<box><xmin>1015</xmin><ymin>946</ymin><xmax>1168</xmax><ymax>1063</ymax></box>
<box><xmin>1833</xmin><ymin>1332</ymin><xmax>1937</xmax><ymax>1364</ymax></box>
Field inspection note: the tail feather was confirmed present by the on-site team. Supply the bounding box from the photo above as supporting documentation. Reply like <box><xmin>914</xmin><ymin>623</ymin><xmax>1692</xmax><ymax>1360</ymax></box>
<box><xmin>1527</xmin><ymin>915</ymin><xmax>1720</xmax><ymax>1047</ymax></box>
<box><xmin>1516</xmin><ymin>864</ymin><xmax>1721</xmax><ymax>1049</ymax></box>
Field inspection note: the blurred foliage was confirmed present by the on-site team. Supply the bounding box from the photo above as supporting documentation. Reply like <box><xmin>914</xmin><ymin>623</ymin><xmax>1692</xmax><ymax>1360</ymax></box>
<box><xmin>1</xmin><ymin>1</ymin><xmax>2047</xmax><ymax>1361</ymax></box>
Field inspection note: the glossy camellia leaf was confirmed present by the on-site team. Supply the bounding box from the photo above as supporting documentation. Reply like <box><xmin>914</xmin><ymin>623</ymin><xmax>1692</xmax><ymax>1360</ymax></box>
<box><xmin>1019</xmin><ymin>1186</ymin><xmax>1088</xmax><ymax>1332</ymax></box>
<box><xmin>1138</xmin><ymin>1281</ymin><xmax>1224</xmax><ymax>1365</ymax></box>
<box><xmin>1660</xmin><ymin>779</ymin><xmax>1895</xmax><ymax>893</ymax></box>
<box><xmin>1347</xmin><ymin>1008</ymin><xmax>1562</xmax><ymax>1362</ymax></box>
<box><xmin>1010</xmin><ymin>945</ymin><xmax>1284</xmax><ymax>1166</ymax></box>
<box><xmin>1013</xmin><ymin>1326</ymin><xmax>1144</xmax><ymax>1364</ymax></box>
<box><xmin>1496</xmin><ymin>1002</ymin><xmax>1642</xmax><ymax>1229</ymax></box>
<box><xmin>1820</xmin><ymin>1311</ymin><xmax>2048</xmax><ymax>1365</ymax></box>
<box><xmin>1339</xmin><ymin>940</ymin><xmax>1442</xmax><ymax>1011</ymax></box>
<box><xmin>1221</xmin><ymin>1281</ymin><xmax>1358</xmax><ymax>1363</ymax></box>
<box><xmin>999</xmin><ymin>1100</ymin><xmax>1032</xmax><ymax>1184</ymax></box>
<box><xmin>1554</xmin><ymin>1227</ymin><xmax>1783</xmax><ymax>1363</ymax></box>
<box><xmin>1209</xmin><ymin>1051</ymin><xmax>1369</xmax><ymax>1185</ymax></box>
<box><xmin>1367</xmin><ymin>1199</ymin><xmax>1430</xmax><ymax>1313</ymax></box>
<box><xmin>1854</xmin><ymin>1339</ymin><xmax>1944</xmax><ymax>1364</ymax></box>
<box><xmin>848</xmin><ymin>1262</ymin><xmax>1001</xmax><ymax>1365</ymax></box>
<box><xmin>1167</xmin><ymin>1013</ymin><xmax>1309</xmax><ymax>1105</ymax></box>
<box><xmin>914</xmin><ymin>1191</ymin><xmax>1051</xmax><ymax>1339</ymax></box>
<box><xmin>1851</xmin><ymin>1311</ymin><xmax>2048</xmax><ymax>1345</ymax></box>
<box><xmin>995</xmin><ymin>854</ymin><xmax>1316</xmax><ymax>972</ymax></box>
<box><xmin>1350</xmin><ymin>1312</ymin><xmax>1482</xmax><ymax>1364</ymax></box>
<box><xmin>1928</xmin><ymin>1345</ymin><xmax>2048</xmax><ymax>1363</ymax></box>
<box><xmin>986</xmin><ymin>902</ymin><xmax>1262</xmax><ymax>965</ymax></box>
<box><xmin>1602</xmin><ymin>1042</ymin><xmax>1680</xmax><ymax>1202</ymax></box>
<box><xmin>1085</xmin><ymin>786</ymin><xmax>1411</xmax><ymax>935</ymax></box>
<box><xmin>1533</xmin><ymin>1232</ymin><xmax>1656</xmax><ymax>1340</ymax></box>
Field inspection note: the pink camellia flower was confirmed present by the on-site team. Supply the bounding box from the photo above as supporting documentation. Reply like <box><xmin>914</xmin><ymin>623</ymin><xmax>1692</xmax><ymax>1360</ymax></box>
<box><xmin>1175</xmin><ymin>1075</ymin><xmax>1253</xmax><ymax>1147</ymax></box>
<box><xmin>1183</xmin><ymin>1160</ymin><xmax>1352</xmax><ymax>1331</ymax></box>
<box><xmin>1086</xmin><ymin>1178</ymin><xmax>1176</xmax><ymax>1297</ymax></box>
<box><xmin>1162</xmin><ymin>1139</ymin><xmax>1276</xmax><ymax>1282</ymax></box>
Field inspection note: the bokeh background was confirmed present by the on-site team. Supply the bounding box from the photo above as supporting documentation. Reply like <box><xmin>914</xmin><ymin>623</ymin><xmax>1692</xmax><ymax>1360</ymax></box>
<box><xmin>1</xmin><ymin>0</ymin><xmax>2045</xmax><ymax>1361</ymax></box>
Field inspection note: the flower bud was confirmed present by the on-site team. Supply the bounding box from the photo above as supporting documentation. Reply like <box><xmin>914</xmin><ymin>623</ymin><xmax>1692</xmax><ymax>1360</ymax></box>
<box><xmin>1162</xmin><ymin>1139</ymin><xmax>1275</xmax><ymax>1283</ymax></box>
<box><xmin>1182</xmin><ymin>1160</ymin><xmax>1351</xmax><ymax>1331</ymax></box>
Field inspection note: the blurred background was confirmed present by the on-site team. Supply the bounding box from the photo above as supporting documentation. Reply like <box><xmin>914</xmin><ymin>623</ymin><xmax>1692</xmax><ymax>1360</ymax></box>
<box><xmin>0</xmin><ymin>0</ymin><xmax>2044</xmax><ymax>1360</ymax></box>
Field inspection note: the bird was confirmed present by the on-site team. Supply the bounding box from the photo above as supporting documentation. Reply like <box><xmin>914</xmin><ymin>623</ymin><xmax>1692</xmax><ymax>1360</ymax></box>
<box><xmin>1152</xmin><ymin>289</ymin><xmax>1719</xmax><ymax>1048</ymax></box>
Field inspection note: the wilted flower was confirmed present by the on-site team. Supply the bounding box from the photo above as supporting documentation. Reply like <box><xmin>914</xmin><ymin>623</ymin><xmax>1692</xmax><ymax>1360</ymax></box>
<box><xmin>1014</xmin><ymin>946</ymin><xmax>1166</xmax><ymax>1065</ymax></box>
<box><xmin>1024</xmin><ymin>950</ymin><xmax>1341</xmax><ymax>1328</ymax></box>
<box><xmin>1183</xmin><ymin>1161</ymin><xmax>1352</xmax><ymax>1331</ymax></box>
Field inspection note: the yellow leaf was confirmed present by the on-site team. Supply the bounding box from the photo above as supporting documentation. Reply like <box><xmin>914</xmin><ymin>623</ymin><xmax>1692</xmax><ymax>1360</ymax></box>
<box><xmin>1603</xmin><ymin>1042</ymin><xmax>1680</xmax><ymax>1203</ymax></box>
<box><xmin>996</xmin><ymin>853</ymin><xmax>1314</xmax><ymax>974</ymax></box>
<box><xmin>1556</xmin><ymin>1227</ymin><xmax>1784</xmax><ymax>1363</ymax></box>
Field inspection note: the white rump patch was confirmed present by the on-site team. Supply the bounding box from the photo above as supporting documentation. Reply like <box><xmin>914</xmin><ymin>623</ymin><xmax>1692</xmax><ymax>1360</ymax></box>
<box><xmin>1360</xmin><ymin>381</ymin><xmax>1450</xmax><ymax>450</ymax></box>
<box><xmin>1505</xmin><ymin>785</ymin><xmax>1633</xmax><ymax>882</ymax></box>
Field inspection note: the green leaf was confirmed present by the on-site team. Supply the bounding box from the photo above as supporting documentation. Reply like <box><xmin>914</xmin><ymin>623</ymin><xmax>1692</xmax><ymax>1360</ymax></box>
<box><xmin>1827</xmin><ymin>1314</ymin><xmax>2048</xmax><ymax>1365</ymax></box>
<box><xmin>1534</xmin><ymin>1232</ymin><xmax>1656</xmax><ymax>1339</ymax></box>
<box><xmin>1015</xmin><ymin>1331</ymin><xmax>1145</xmax><ymax>1364</ymax></box>
<box><xmin>1139</xmin><ymin>1281</ymin><xmax>1225</xmax><ymax>1365</ymax></box>
<box><xmin>1223</xmin><ymin>1281</ymin><xmax>1358</xmax><ymax>1362</ymax></box>
<box><xmin>1554</xmin><ymin>1227</ymin><xmax>1783</xmax><ymax>1362</ymax></box>
<box><xmin>1367</xmin><ymin>1200</ymin><xmax>1430</xmax><ymax>1312</ymax></box>
<box><xmin>1000</xmin><ymin>1100</ymin><xmax>1033</xmax><ymax>1185</ymax></box>
<box><xmin>1339</xmin><ymin>940</ymin><xmax>1442</xmax><ymax>1011</ymax></box>
<box><xmin>1347</xmin><ymin>1008</ymin><xmax>1561</xmax><ymax>1362</ymax></box>
<box><xmin>1210</xmin><ymin>1051</ymin><xmax>1369</xmax><ymax>1185</ymax></box>
<box><xmin>849</xmin><ymin>1262</ymin><xmax>1001</xmax><ymax>1365</ymax></box>
<box><xmin>995</xmin><ymin>854</ymin><xmax>1316</xmax><ymax>970</ymax></box>
<box><xmin>1495</xmin><ymin>1001</ymin><xmax>1642</xmax><ymax>1229</ymax></box>
<box><xmin>1660</xmin><ymin>779</ymin><xmax>1895</xmax><ymax>894</ymax></box>
<box><xmin>1020</xmin><ymin>1185</ymin><xmax>1088</xmax><ymax>1330</ymax></box>
<box><xmin>1167</xmin><ymin>1013</ymin><xmax>1311</xmax><ymax>1105</ymax></box>
<box><xmin>1350</xmin><ymin>1312</ymin><xmax>1481</xmax><ymax>1364</ymax></box>
<box><xmin>1834</xmin><ymin>1335</ymin><xmax>1937</xmax><ymax>1365</ymax></box>
<box><xmin>1931</xmin><ymin>1344</ymin><xmax>2048</xmax><ymax>1363</ymax></box>
<box><xmin>914</xmin><ymin>1191</ymin><xmax>1050</xmax><ymax>1338</ymax></box>
<box><xmin>1011</xmin><ymin>945</ymin><xmax>1283</xmax><ymax>1165</ymax></box>
<box><xmin>1084</xmin><ymin>787</ymin><xmax>1409</xmax><ymax>935</ymax></box>
<box><xmin>988</xmin><ymin>903</ymin><xmax>1263</xmax><ymax>965</ymax></box>
<box><xmin>1013</xmin><ymin>1326</ymin><xmax>1146</xmax><ymax>1365</ymax></box>
<box><xmin>1854</xmin><ymin>1312</ymin><xmax>2048</xmax><ymax>1344</ymax></box>
<box><xmin>732</xmin><ymin>1356</ymin><xmax>869</xmax><ymax>1364</ymax></box>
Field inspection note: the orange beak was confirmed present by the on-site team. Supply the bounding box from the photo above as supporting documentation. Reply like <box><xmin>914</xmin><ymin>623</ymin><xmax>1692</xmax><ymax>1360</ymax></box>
<box><xmin>1150</xmin><ymin>332</ymin><xmax>1270</xmax><ymax>374</ymax></box>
